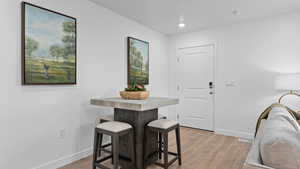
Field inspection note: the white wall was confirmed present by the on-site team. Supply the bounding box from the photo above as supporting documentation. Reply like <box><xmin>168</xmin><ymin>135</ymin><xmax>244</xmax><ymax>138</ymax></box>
<box><xmin>0</xmin><ymin>0</ymin><xmax>169</xmax><ymax>169</ymax></box>
<box><xmin>168</xmin><ymin>12</ymin><xmax>300</xmax><ymax>139</ymax></box>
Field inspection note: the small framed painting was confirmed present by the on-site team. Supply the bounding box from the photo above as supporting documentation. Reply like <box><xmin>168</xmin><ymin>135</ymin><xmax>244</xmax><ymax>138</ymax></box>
<box><xmin>127</xmin><ymin>37</ymin><xmax>149</xmax><ymax>85</ymax></box>
<box><xmin>21</xmin><ymin>2</ymin><xmax>77</xmax><ymax>85</ymax></box>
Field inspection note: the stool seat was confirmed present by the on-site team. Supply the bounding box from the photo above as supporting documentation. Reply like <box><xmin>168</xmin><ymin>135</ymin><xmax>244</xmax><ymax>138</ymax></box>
<box><xmin>97</xmin><ymin>121</ymin><xmax>132</xmax><ymax>133</ymax></box>
<box><xmin>148</xmin><ymin>119</ymin><xmax>178</xmax><ymax>129</ymax></box>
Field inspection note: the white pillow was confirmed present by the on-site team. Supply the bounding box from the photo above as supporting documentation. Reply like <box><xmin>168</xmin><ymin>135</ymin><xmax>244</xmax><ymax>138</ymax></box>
<box><xmin>260</xmin><ymin>107</ymin><xmax>300</xmax><ymax>169</ymax></box>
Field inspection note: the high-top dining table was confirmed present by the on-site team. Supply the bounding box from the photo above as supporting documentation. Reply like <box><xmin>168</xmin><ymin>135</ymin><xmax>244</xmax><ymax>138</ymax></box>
<box><xmin>90</xmin><ymin>97</ymin><xmax>179</xmax><ymax>169</ymax></box>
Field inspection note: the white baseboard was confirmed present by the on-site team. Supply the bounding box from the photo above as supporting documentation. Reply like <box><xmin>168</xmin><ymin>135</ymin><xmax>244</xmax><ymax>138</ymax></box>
<box><xmin>215</xmin><ymin>129</ymin><xmax>254</xmax><ymax>141</ymax></box>
<box><xmin>32</xmin><ymin>147</ymin><xmax>93</xmax><ymax>169</ymax></box>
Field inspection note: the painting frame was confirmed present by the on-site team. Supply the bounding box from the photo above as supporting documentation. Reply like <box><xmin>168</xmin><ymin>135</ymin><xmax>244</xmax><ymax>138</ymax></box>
<box><xmin>21</xmin><ymin>2</ymin><xmax>77</xmax><ymax>85</ymax></box>
<box><xmin>127</xmin><ymin>37</ymin><xmax>149</xmax><ymax>85</ymax></box>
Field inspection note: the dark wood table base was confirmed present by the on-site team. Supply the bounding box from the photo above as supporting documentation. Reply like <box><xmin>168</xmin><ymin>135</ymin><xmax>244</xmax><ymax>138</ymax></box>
<box><xmin>114</xmin><ymin>108</ymin><xmax>158</xmax><ymax>169</ymax></box>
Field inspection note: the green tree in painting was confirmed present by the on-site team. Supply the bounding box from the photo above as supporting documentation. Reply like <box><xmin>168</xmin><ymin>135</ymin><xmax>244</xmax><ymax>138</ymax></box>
<box><xmin>25</xmin><ymin>37</ymin><xmax>39</xmax><ymax>57</ymax></box>
<box><xmin>129</xmin><ymin>40</ymin><xmax>136</xmax><ymax>61</ymax></box>
<box><xmin>62</xmin><ymin>21</ymin><xmax>76</xmax><ymax>57</ymax></box>
<box><xmin>135</xmin><ymin>51</ymin><xmax>143</xmax><ymax>72</ymax></box>
<box><xmin>49</xmin><ymin>45</ymin><xmax>66</xmax><ymax>60</ymax></box>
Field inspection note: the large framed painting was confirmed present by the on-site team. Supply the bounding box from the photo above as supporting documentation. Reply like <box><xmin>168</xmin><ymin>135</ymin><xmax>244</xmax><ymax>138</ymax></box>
<box><xmin>127</xmin><ymin>37</ymin><xmax>149</xmax><ymax>85</ymax></box>
<box><xmin>21</xmin><ymin>2</ymin><xmax>77</xmax><ymax>85</ymax></box>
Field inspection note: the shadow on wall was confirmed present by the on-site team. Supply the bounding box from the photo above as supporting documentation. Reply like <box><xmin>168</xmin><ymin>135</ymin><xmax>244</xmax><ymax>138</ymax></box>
<box><xmin>76</xmin><ymin>89</ymin><xmax>117</xmax><ymax>152</ymax></box>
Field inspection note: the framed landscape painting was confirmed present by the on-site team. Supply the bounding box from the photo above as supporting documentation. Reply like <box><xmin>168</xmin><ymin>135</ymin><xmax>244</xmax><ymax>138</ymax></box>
<box><xmin>127</xmin><ymin>37</ymin><xmax>149</xmax><ymax>85</ymax></box>
<box><xmin>22</xmin><ymin>2</ymin><xmax>77</xmax><ymax>85</ymax></box>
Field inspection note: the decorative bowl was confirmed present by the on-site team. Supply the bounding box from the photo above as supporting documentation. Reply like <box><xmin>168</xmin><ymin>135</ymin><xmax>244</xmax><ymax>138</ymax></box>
<box><xmin>120</xmin><ymin>91</ymin><xmax>149</xmax><ymax>100</ymax></box>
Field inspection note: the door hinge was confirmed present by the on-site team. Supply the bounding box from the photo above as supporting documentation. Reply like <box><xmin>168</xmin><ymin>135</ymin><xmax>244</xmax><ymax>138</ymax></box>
<box><xmin>177</xmin><ymin>85</ymin><xmax>180</xmax><ymax>91</ymax></box>
<box><xmin>177</xmin><ymin>57</ymin><xmax>180</xmax><ymax>62</ymax></box>
<box><xmin>177</xmin><ymin>114</ymin><xmax>179</xmax><ymax>120</ymax></box>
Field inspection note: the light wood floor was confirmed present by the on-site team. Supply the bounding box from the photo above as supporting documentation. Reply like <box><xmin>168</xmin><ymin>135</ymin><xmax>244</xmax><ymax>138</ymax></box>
<box><xmin>59</xmin><ymin>127</ymin><xmax>251</xmax><ymax>169</ymax></box>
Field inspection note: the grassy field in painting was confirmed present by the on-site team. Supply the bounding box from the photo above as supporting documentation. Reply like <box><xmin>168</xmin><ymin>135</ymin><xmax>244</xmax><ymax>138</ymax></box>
<box><xmin>25</xmin><ymin>57</ymin><xmax>75</xmax><ymax>84</ymax></box>
<box><xmin>129</xmin><ymin>69</ymin><xmax>149</xmax><ymax>84</ymax></box>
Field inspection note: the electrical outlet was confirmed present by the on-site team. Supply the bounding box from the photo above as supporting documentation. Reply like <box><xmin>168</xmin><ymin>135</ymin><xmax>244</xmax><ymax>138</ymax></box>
<box><xmin>59</xmin><ymin>129</ymin><xmax>66</xmax><ymax>139</ymax></box>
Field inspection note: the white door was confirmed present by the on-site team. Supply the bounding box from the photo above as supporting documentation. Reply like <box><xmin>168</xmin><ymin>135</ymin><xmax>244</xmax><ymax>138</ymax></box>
<box><xmin>177</xmin><ymin>45</ymin><xmax>214</xmax><ymax>131</ymax></box>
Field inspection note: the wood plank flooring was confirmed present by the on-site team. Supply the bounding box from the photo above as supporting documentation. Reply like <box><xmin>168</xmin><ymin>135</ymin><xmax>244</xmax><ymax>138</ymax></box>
<box><xmin>59</xmin><ymin>127</ymin><xmax>251</xmax><ymax>169</ymax></box>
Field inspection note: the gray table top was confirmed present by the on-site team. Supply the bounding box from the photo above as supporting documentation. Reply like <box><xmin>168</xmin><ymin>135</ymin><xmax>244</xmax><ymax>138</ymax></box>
<box><xmin>90</xmin><ymin>97</ymin><xmax>179</xmax><ymax>111</ymax></box>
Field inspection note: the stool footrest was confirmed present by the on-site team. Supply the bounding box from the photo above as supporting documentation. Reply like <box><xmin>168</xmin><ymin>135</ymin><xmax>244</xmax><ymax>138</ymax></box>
<box><xmin>96</xmin><ymin>154</ymin><xmax>133</xmax><ymax>163</ymax></box>
<box><xmin>157</xmin><ymin>149</ymin><xmax>178</xmax><ymax>156</ymax></box>
<box><xmin>168</xmin><ymin>152</ymin><xmax>178</xmax><ymax>156</ymax></box>
<box><xmin>101</xmin><ymin>143</ymin><xmax>112</xmax><ymax>148</ymax></box>
<box><xmin>96</xmin><ymin>155</ymin><xmax>113</xmax><ymax>163</ymax></box>
<box><xmin>147</xmin><ymin>151</ymin><xmax>179</xmax><ymax>165</ymax></box>
<box><xmin>148</xmin><ymin>151</ymin><xmax>178</xmax><ymax>157</ymax></box>
<box><xmin>155</xmin><ymin>156</ymin><xmax>178</xmax><ymax>168</ymax></box>
<box><xmin>95</xmin><ymin>163</ymin><xmax>113</xmax><ymax>169</ymax></box>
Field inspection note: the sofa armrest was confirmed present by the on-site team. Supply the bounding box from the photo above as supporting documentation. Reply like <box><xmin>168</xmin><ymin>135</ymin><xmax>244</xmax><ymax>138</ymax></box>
<box><xmin>243</xmin><ymin>120</ymin><xmax>275</xmax><ymax>169</ymax></box>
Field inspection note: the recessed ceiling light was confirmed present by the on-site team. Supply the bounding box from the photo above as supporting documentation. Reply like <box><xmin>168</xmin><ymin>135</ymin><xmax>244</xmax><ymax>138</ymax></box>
<box><xmin>232</xmin><ymin>10</ymin><xmax>240</xmax><ymax>16</ymax></box>
<box><xmin>178</xmin><ymin>23</ymin><xmax>185</xmax><ymax>28</ymax></box>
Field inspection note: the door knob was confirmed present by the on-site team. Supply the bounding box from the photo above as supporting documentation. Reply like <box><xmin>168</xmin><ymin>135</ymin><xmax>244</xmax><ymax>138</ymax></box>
<box><xmin>209</xmin><ymin>91</ymin><xmax>214</xmax><ymax>95</ymax></box>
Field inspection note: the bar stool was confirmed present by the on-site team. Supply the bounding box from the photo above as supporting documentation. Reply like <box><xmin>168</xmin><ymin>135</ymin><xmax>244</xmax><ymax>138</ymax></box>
<box><xmin>92</xmin><ymin>121</ymin><xmax>135</xmax><ymax>169</ymax></box>
<box><xmin>97</xmin><ymin>114</ymin><xmax>114</xmax><ymax>158</ymax></box>
<box><xmin>145</xmin><ymin>119</ymin><xmax>182</xmax><ymax>169</ymax></box>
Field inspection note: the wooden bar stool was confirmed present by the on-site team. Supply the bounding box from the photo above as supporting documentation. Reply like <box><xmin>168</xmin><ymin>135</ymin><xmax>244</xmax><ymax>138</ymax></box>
<box><xmin>145</xmin><ymin>119</ymin><xmax>182</xmax><ymax>169</ymax></box>
<box><xmin>98</xmin><ymin>115</ymin><xmax>114</xmax><ymax>156</ymax></box>
<box><xmin>92</xmin><ymin>121</ymin><xmax>135</xmax><ymax>169</ymax></box>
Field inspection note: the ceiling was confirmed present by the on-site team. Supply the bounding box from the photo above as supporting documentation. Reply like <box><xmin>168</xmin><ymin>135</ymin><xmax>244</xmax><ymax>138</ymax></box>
<box><xmin>90</xmin><ymin>0</ymin><xmax>300</xmax><ymax>35</ymax></box>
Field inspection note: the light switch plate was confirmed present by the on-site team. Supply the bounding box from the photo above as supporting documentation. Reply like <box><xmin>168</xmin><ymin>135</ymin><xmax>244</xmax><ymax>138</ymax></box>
<box><xmin>225</xmin><ymin>81</ymin><xmax>236</xmax><ymax>87</ymax></box>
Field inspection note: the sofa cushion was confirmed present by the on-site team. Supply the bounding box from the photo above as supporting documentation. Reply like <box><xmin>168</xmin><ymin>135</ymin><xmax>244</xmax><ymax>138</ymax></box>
<box><xmin>260</xmin><ymin>107</ymin><xmax>300</xmax><ymax>169</ymax></box>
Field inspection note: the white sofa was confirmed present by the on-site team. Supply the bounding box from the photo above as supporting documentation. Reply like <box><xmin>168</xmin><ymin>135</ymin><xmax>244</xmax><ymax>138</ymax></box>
<box><xmin>243</xmin><ymin>108</ymin><xmax>300</xmax><ymax>169</ymax></box>
<box><xmin>243</xmin><ymin>119</ymin><xmax>274</xmax><ymax>169</ymax></box>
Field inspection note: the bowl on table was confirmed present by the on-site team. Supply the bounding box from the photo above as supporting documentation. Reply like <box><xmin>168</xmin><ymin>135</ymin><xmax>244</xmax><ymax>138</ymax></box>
<box><xmin>120</xmin><ymin>91</ymin><xmax>149</xmax><ymax>100</ymax></box>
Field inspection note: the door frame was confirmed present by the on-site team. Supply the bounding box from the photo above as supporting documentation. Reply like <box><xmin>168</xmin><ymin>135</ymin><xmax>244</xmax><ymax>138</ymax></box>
<box><xmin>175</xmin><ymin>43</ymin><xmax>216</xmax><ymax>131</ymax></box>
